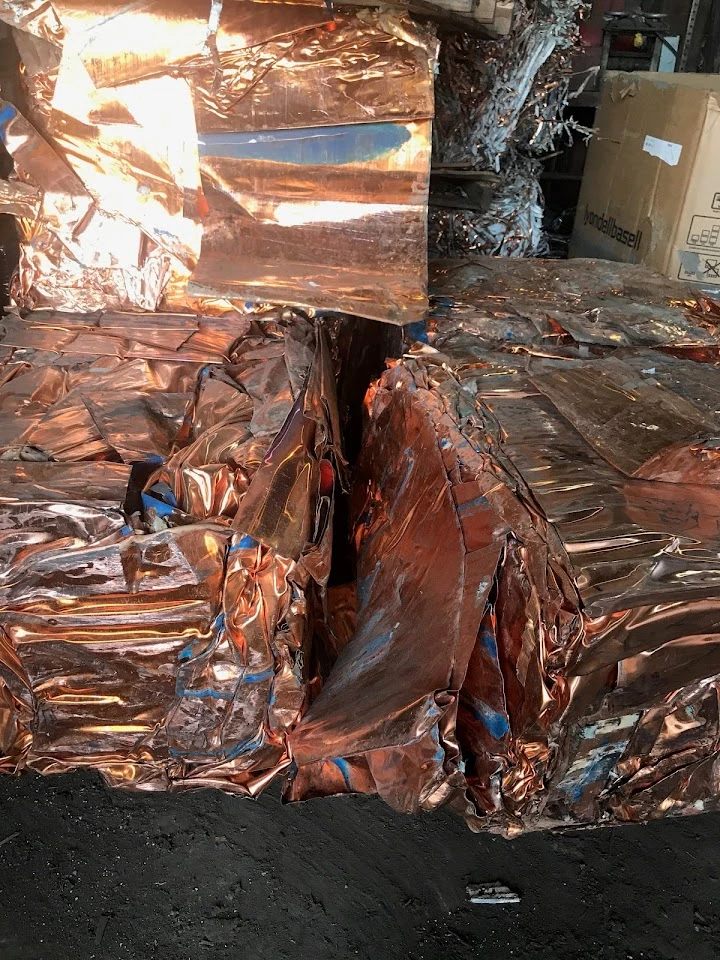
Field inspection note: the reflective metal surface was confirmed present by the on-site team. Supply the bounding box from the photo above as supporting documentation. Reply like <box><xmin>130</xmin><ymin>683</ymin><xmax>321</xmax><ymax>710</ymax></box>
<box><xmin>291</xmin><ymin>257</ymin><xmax>720</xmax><ymax>832</ymax></box>
<box><xmin>0</xmin><ymin>1</ymin><xmax>435</xmax><ymax>323</ymax></box>
<box><xmin>0</xmin><ymin>310</ymin><xmax>340</xmax><ymax>793</ymax></box>
<box><xmin>192</xmin><ymin>118</ymin><xmax>432</xmax><ymax>324</ymax></box>
<box><xmin>191</xmin><ymin>10</ymin><xmax>435</xmax><ymax>134</ymax></box>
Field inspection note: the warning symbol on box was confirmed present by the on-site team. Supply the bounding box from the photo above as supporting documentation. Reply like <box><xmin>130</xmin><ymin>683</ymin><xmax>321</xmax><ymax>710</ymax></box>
<box><xmin>713</xmin><ymin>193</ymin><xmax>720</xmax><ymax>212</ymax></box>
<box><xmin>679</xmin><ymin>257</ymin><xmax>720</xmax><ymax>283</ymax></box>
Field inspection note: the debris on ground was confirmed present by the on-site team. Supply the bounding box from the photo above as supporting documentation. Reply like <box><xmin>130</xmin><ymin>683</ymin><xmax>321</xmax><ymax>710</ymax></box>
<box><xmin>467</xmin><ymin>883</ymin><xmax>521</xmax><ymax>905</ymax></box>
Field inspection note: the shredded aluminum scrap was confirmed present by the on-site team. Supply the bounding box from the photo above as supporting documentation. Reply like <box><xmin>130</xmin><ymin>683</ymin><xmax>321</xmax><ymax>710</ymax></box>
<box><xmin>430</xmin><ymin>157</ymin><xmax>546</xmax><ymax>259</ymax></box>
<box><xmin>467</xmin><ymin>884</ymin><xmax>521</xmax><ymax>904</ymax></box>
<box><xmin>290</xmin><ymin>258</ymin><xmax>720</xmax><ymax>833</ymax></box>
<box><xmin>0</xmin><ymin>1</ymin><xmax>436</xmax><ymax>324</ymax></box>
<box><xmin>434</xmin><ymin>2</ymin><xmax>584</xmax><ymax>171</ymax></box>
<box><xmin>0</xmin><ymin>308</ymin><xmax>341</xmax><ymax>793</ymax></box>
<box><xmin>431</xmin><ymin>0</ymin><xmax>587</xmax><ymax>258</ymax></box>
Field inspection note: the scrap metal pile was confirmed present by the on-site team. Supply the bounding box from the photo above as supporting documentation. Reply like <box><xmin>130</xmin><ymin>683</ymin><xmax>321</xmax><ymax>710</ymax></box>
<box><xmin>431</xmin><ymin>0</ymin><xmax>587</xmax><ymax>259</ymax></box>
<box><xmin>3</xmin><ymin>1</ymin><xmax>720</xmax><ymax>839</ymax></box>
<box><xmin>0</xmin><ymin>0</ymin><xmax>430</xmax><ymax>792</ymax></box>
<box><xmin>291</xmin><ymin>258</ymin><xmax>720</xmax><ymax>833</ymax></box>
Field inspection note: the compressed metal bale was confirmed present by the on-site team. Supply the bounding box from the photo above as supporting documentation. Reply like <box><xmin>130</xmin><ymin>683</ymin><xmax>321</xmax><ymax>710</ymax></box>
<box><xmin>290</xmin><ymin>257</ymin><xmax>720</xmax><ymax>832</ymax></box>
<box><xmin>430</xmin><ymin>1</ymin><xmax>590</xmax><ymax>259</ymax></box>
<box><xmin>0</xmin><ymin>1</ymin><xmax>436</xmax><ymax>324</ymax></box>
<box><xmin>0</xmin><ymin>309</ymin><xmax>342</xmax><ymax>794</ymax></box>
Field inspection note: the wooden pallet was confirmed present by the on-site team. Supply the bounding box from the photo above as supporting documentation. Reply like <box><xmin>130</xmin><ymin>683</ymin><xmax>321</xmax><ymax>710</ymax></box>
<box><xmin>337</xmin><ymin>0</ymin><xmax>515</xmax><ymax>37</ymax></box>
<box><xmin>430</xmin><ymin>167</ymin><xmax>501</xmax><ymax>214</ymax></box>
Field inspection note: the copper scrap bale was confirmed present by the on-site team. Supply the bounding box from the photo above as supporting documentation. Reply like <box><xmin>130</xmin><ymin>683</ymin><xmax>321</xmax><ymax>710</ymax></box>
<box><xmin>0</xmin><ymin>1</ymin><xmax>436</xmax><ymax>324</ymax></box>
<box><xmin>0</xmin><ymin>309</ymin><xmax>341</xmax><ymax>794</ymax></box>
<box><xmin>291</xmin><ymin>257</ymin><xmax>720</xmax><ymax>833</ymax></box>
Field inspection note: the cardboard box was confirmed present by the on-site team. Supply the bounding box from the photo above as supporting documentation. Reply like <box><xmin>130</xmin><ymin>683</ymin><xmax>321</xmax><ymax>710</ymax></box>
<box><xmin>571</xmin><ymin>72</ymin><xmax>720</xmax><ymax>291</ymax></box>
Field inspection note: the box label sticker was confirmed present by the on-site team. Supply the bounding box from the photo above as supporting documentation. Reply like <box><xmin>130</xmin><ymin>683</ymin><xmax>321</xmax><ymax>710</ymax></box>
<box><xmin>686</xmin><ymin>215</ymin><xmax>720</xmax><ymax>252</ymax></box>
<box><xmin>642</xmin><ymin>135</ymin><xmax>682</xmax><ymax>166</ymax></box>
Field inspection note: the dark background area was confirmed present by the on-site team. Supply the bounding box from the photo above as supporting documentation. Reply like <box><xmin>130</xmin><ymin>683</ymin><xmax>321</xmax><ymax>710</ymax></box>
<box><xmin>0</xmin><ymin>771</ymin><xmax>719</xmax><ymax>960</ymax></box>
<box><xmin>0</xmin><ymin>22</ymin><xmax>20</xmax><ymax>310</ymax></box>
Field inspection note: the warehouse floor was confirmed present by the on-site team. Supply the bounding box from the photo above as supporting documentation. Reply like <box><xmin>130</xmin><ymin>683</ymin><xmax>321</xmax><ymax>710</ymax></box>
<box><xmin>0</xmin><ymin>773</ymin><xmax>718</xmax><ymax>960</ymax></box>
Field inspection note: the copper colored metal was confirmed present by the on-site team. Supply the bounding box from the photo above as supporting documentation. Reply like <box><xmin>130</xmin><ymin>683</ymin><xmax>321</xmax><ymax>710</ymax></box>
<box><xmin>191</xmin><ymin>11</ymin><xmax>436</xmax><ymax>134</ymax></box>
<box><xmin>290</xmin><ymin>257</ymin><xmax>720</xmax><ymax>833</ymax></box>
<box><xmin>0</xmin><ymin>311</ymin><xmax>340</xmax><ymax>794</ymax></box>
<box><xmin>0</xmin><ymin>1</ymin><xmax>435</xmax><ymax>324</ymax></box>
<box><xmin>0</xmin><ymin>179</ymin><xmax>41</xmax><ymax>219</ymax></box>
<box><xmin>191</xmin><ymin>118</ymin><xmax>432</xmax><ymax>324</ymax></box>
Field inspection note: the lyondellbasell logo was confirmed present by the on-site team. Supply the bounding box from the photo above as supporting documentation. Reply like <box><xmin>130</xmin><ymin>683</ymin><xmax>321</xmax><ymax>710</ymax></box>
<box><xmin>583</xmin><ymin>206</ymin><xmax>642</xmax><ymax>250</ymax></box>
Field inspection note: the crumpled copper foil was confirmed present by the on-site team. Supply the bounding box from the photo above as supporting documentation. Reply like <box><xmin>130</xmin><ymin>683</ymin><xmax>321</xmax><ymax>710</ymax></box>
<box><xmin>190</xmin><ymin>9</ymin><xmax>435</xmax><ymax>134</ymax></box>
<box><xmin>0</xmin><ymin>1</ymin><xmax>435</xmax><ymax>323</ymax></box>
<box><xmin>0</xmin><ymin>308</ymin><xmax>341</xmax><ymax>794</ymax></box>
<box><xmin>290</xmin><ymin>257</ymin><xmax>720</xmax><ymax>833</ymax></box>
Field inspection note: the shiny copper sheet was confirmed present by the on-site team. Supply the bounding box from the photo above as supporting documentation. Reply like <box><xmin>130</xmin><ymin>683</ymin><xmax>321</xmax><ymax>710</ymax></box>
<box><xmin>291</xmin><ymin>257</ymin><xmax>720</xmax><ymax>832</ymax></box>
<box><xmin>0</xmin><ymin>1</ymin><xmax>435</xmax><ymax>323</ymax></box>
<box><xmin>191</xmin><ymin>119</ymin><xmax>431</xmax><ymax>323</ymax></box>
<box><xmin>0</xmin><ymin>310</ymin><xmax>340</xmax><ymax>793</ymax></box>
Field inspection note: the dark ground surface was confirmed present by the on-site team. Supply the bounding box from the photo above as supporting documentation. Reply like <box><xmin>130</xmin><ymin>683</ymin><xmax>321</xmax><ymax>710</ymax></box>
<box><xmin>0</xmin><ymin>773</ymin><xmax>719</xmax><ymax>960</ymax></box>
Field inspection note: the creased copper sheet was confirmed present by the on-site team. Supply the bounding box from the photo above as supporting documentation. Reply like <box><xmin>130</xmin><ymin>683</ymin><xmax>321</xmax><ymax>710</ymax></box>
<box><xmin>191</xmin><ymin>11</ymin><xmax>436</xmax><ymax>134</ymax></box>
<box><xmin>3</xmin><ymin>1</ymin><xmax>333</xmax><ymax>86</ymax></box>
<box><xmin>191</xmin><ymin>119</ymin><xmax>431</xmax><ymax>324</ymax></box>
<box><xmin>0</xmin><ymin>310</ymin><xmax>340</xmax><ymax>795</ymax></box>
<box><xmin>0</xmin><ymin>2</ymin><xmax>434</xmax><ymax>323</ymax></box>
<box><xmin>426</xmin><ymin>257</ymin><xmax>720</xmax><ymax>351</ymax></box>
<box><xmin>290</xmin><ymin>257</ymin><xmax>720</xmax><ymax>833</ymax></box>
